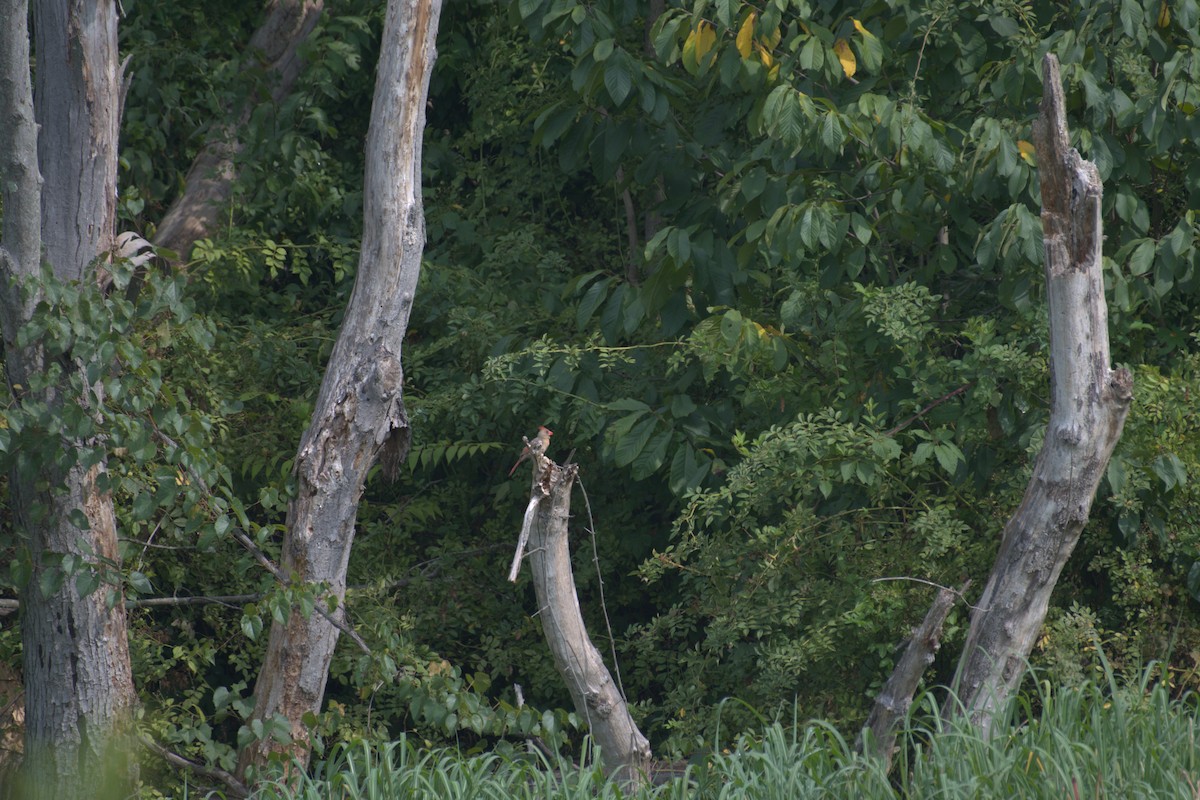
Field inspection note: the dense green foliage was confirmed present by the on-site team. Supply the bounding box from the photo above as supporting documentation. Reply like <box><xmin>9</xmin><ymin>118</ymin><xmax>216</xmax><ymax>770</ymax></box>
<box><xmin>2</xmin><ymin>0</ymin><xmax>1200</xmax><ymax>793</ymax></box>
<box><xmin>260</xmin><ymin>673</ymin><xmax>1200</xmax><ymax>799</ymax></box>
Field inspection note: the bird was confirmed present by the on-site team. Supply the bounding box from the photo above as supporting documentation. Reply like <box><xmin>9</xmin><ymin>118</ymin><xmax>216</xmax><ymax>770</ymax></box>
<box><xmin>508</xmin><ymin>426</ymin><xmax>553</xmax><ymax>476</ymax></box>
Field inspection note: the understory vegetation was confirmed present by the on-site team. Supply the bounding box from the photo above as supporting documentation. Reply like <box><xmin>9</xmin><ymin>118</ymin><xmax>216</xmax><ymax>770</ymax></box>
<box><xmin>260</xmin><ymin>671</ymin><xmax>1200</xmax><ymax>799</ymax></box>
<box><xmin>4</xmin><ymin>0</ymin><xmax>1200</xmax><ymax>794</ymax></box>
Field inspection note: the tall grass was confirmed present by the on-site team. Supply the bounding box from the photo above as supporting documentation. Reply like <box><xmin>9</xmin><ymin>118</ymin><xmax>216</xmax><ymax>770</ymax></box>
<box><xmin>255</xmin><ymin>670</ymin><xmax>1200</xmax><ymax>799</ymax></box>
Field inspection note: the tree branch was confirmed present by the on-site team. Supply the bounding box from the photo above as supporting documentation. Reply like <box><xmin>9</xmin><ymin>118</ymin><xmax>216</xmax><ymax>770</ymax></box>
<box><xmin>140</xmin><ymin>734</ymin><xmax>250</xmax><ymax>799</ymax></box>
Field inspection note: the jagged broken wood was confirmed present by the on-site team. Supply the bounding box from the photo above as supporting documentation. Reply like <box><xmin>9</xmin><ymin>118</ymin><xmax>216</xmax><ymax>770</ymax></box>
<box><xmin>858</xmin><ymin>580</ymin><xmax>969</xmax><ymax>770</ymax></box>
<box><xmin>508</xmin><ymin>441</ymin><xmax>551</xmax><ymax>582</ymax></box>
<box><xmin>948</xmin><ymin>53</ymin><xmax>1133</xmax><ymax>735</ymax></box>
<box><xmin>513</xmin><ymin>457</ymin><xmax>653</xmax><ymax>791</ymax></box>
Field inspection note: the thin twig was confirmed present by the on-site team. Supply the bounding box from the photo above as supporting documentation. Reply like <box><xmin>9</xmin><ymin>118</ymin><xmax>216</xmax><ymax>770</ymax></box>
<box><xmin>575</xmin><ymin>476</ymin><xmax>630</xmax><ymax>707</ymax></box>
<box><xmin>883</xmin><ymin>383</ymin><xmax>973</xmax><ymax>438</ymax></box>
<box><xmin>150</xmin><ymin>427</ymin><xmax>371</xmax><ymax>655</ymax></box>
<box><xmin>139</xmin><ymin>734</ymin><xmax>249</xmax><ymax>798</ymax></box>
<box><xmin>0</xmin><ymin>544</ymin><xmax>509</xmax><ymax>616</ymax></box>
<box><xmin>871</xmin><ymin>575</ymin><xmax>983</xmax><ymax>611</ymax></box>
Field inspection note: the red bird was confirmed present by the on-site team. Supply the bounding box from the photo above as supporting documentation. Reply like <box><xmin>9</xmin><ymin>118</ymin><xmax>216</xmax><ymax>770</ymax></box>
<box><xmin>508</xmin><ymin>426</ymin><xmax>553</xmax><ymax>476</ymax></box>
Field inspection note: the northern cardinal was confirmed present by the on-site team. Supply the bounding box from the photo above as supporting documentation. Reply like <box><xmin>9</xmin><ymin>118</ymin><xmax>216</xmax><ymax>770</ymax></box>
<box><xmin>508</xmin><ymin>426</ymin><xmax>553</xmax><ymax>476</ymax></box>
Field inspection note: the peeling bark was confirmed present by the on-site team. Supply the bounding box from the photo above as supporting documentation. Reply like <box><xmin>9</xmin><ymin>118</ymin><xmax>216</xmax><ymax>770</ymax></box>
<box><xmin>236</xmin><ymin>0</ymin><xmax>441</xmax><ymax>779</ymax></box>
<box><xmin>518</xmin><ymin>458</ymin><xmax>653</xmax><ymax>791</ymax></box>
<box><xmin>948</xmin><ymin>54</ymin><xmax>1133</xmax><ymax>735</ymax></box>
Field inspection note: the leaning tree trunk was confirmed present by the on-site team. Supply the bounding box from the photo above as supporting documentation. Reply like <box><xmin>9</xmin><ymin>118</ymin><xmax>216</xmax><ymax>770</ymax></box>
<box><xmin>0</xmin><ymin>0</ymin><xmax>137</xmax><ymax>797</ymax></box>
<box><xmin>153</xmin><ymin>0</ymin><xmax>324</xmax><ymax>263</ymax></box>
<box><xmin>236</xmin><ymin>0</ymin><xmax>442</xmax><ymax>779</ymax></box>
<box><xmin>949</xmin><ymin>54</ymin><xmax>1134</xmax><ymax>736</ymax></box>
<box><xmin>511</xmin><ymin>457</ymin><xmax>653</xmax><ymax>791</ymax></box>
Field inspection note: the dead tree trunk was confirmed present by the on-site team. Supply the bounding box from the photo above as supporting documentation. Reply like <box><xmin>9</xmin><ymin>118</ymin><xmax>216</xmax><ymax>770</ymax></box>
<box><xmin>153</xmin><ymin>0</ymin><xmax>324</xmax><ymax>263</ymax></box>
<box><xmin>513</xmin><ymin>458</ymin><xmax>653</xmax><ymax>791</ymax></box>
<box><xmin>236</xmin><ymin>0</ymin><xmax>441</xmax><ymax>779</ymax></box>
<box><xmin>948</xmin><ymin>54</ymin><xmax>1133</xmax><ymax>735</ymax></box>
<box><xmin>858</xmin><ymin>582</ymin><xmax>967</xmax><ymax>770</ymax></box>
<box><xmin>0</xmin><ymin>0</ymin><xmax>137</xmax><ymax>797</ymax></box>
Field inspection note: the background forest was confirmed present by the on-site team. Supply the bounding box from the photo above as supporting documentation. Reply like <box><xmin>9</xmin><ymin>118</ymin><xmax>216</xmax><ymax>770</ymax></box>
<box><xmin>3</xmin><ymin>0</ymin><xmax>1200</xmax><ymax>793</ymax></box>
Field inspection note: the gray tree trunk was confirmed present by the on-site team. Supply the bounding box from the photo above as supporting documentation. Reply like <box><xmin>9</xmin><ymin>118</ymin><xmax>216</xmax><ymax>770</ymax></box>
<box><xmin>153</xmin><ymin>0</ymin><xmax>324</xmax><ymax>263</ymax></box>
<box><xmin>859</xmin><ymin>582</ymin><xmax>967</xmax><ymax>770</ymax></box>
<box><xmin>0</xmin><ymin>0</ymin><xmax>137</xmax><ymax>797</ymax></box>
<box><xmin>949</xmin><ymin>54</ymin><xmax>1134</xmax><ymax>735</ymax></box>
<box><xmin>236</xmin><ymin>0</ymin><xmax>442</xmax><ymax>779</ymax></box>
<box><xmin>516</xmin><ymin>458</ymin><xmax>653</xmax><ymax>790</ymax></box>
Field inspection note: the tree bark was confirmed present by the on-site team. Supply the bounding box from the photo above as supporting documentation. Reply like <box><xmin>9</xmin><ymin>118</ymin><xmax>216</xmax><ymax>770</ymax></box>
<box><xmin>236</xmin><ymin>0</ymin><xmax>441</xmax><ymax>779</ymax></box>
<box><xmin>858</xmin><ymin>582</ymin><xmax>966</xmax><ymax>770</ymax></box>
<box><xmin>948</xmin><ymin>54</ymin><xmax>1133</xmax><ymax>736</ymax></box>
<box><xmin>152</xmin><ymin>0</ymin><xmax>324</xmax><ymax>263</ymax></box>
<box><xmin>0</xmin><ymin>0</ymin><xmax>137</xmax><ymax>797</ymax></box>
<box><xmin>518</xmin><ymin>458</ymin><xmax>653</xmax><ymax>791</ymax></box>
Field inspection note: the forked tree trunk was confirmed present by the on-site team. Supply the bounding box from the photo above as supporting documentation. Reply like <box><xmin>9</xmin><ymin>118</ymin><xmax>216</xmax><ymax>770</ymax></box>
<box><xmin>153</xmin><ymin>0</ymin><xmax>324</xmax><ymax>263</ymax></box>
<box><xmin>0</xmin><ymin>0</ymin><xmax>137</xmax><ymax>797</ymax></box>
<box><xmin>949</xmin><ymin>54</ymin><xmax>1133</xmax><ymax>735</ymax></box>
<box><xmin>236</xmin><ymin>0</ymin><xmax>442</xmax><ymax>779</ymax></box>
<box><xmin>514</xmin><ymin>458</ymin><xmax>653</xmax><ymax>791</ymax></box>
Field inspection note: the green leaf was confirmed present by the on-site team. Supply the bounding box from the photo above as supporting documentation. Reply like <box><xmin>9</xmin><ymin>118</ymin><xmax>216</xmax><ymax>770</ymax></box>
<box><xmin>1128</xmin><ymin>239</ymin><xmax>1155</xmax><ymax>277</ymax></box>
<box><xmin>1106</xmin><ymin>457</ymin><xmax>1127</xmax><ymax>495</ymax></box>
<box><xmin>241</xmin><ymin>612</ymin><xmax>263</xmax><ymax>641</ymax></box>
<box><xmin>593</xmin><ymin>38</ymin><xmax>614</xmax><ymax>61</ymax></box>
<box><xmin>75</xmin><ymin>569</ymin><xmax>101</xmax><ymax>599</ymax></box>
<box><xmin>604</xmin><ymin>52</ymin><xmax>633</xmax><ymax>105</ymax></box>
<box><xmin>576</xmin><ymin>277</ymin><xmax>611</xmax><ymax>329</ymax></box>
<box><xmin>799</xmin><ymin>36</ymin><xmax>823</xmax><ymax>71</ymax></box>
<box><xmin>871</xmin><ymin>437</ymin><xmax>902</xmax><ymax>461</ymax></box>
<box><xmin>631</xmin><ymin>430</ymin><xmax>672</xmax><ymax>479</ymax></box>
<box><xmin>741</xmin><ymin>167</ymin><xmax>767</xmax><ymax>201</ymax></box>
<box><xmin>39</xmin><ymin>566</ymin><xmax>65</xmax><ymax>599</ymax></box>
<box><xmin>532</xmin><ymin>102</ymin><xmax>575</xmax><ymax>149</ymax></box>
<box><xmin>934</xmin><ymin>443</ymin><xmax>963</xmax><ymax>476</ymax></box>
<box><xmin>614</xmin><ymin>416</ymin><xmax>657</xmax><ymax>468</ymax></box>
<box><xmin>607</xmin><ymin>398</ymin><xmax>652</xmax><ymax>413</ymax></box>
<box><xmin>1119</xmin><ymin>0</ymin><xmax>1143</xmax><ymax>36</ymax></box>
<box><xmin>989</xmin><ymin>16</ymin><xmax>1019</xmax><ymax>36</ymax></box>
<box><xmin>1151</xmin><ymin>453</ymin><xmax>1187</xmax><ymax>490</ymax></box>
<box><xmin>128</xmin><ymin>570</ymin><xmax>153</xmax><ymax>595</ymax></box>
<box><xmin>819</xmin><ymin>112</ymin><xmax>843</xmax><ymax>152</ymax></box>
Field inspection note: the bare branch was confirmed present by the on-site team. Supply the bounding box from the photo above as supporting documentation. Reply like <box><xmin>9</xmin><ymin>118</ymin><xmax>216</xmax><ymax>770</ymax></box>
<box><xmin>859</xmin><ymin>580</ymin><xmax>970</xmax><ymax>769</ymax></box>
<box><xmin>140</xmin><ymin>734</ymin><xmax>250</xmax><ymax>799</ymax></box>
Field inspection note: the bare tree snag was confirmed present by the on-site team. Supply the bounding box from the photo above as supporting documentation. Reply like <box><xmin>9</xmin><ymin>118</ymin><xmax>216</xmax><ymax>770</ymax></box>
<box><xmin>858</xmin><ymin>581</ymin><xmax>968</xmax><ymax>771</ymax></box>
<box><xmin>236</xmin><ymin>0</ymin><xmax>441</xmax><ymax>780</ymax></box>
<box><xmin>948</xmin><ymin>54</ymin><xmax>1133</xmax><ymax>736</ymax></box>
<box><xmin>152</xmin><ymin>0</ymin><xmax>324</xmax><ymax>262</ymax></box>
<box><xmin>516</xmin><ymin>458</ymin><xmax>653</xmax><ymax>791</ymax></box>
<box><xmin>0</xmin><ymin>0</ymin><xmax>137</xmax><ymax>796</ymax></box>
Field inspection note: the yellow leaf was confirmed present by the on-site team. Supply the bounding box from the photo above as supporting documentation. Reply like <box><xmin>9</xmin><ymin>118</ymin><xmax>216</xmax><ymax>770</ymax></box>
<box><xmin>1017</xmin><ymin>139</ymin><xmax>1036</xmax><ymax>164</ymax></box>
<box><xmin>736</xmin><ymin>12</ymin><xmax>756</xmax><ymax>59</ymax></box>
<box><xmin>695</xmin><ymin>21</ymin><xmax>716</xmax><ymax>63</ymax></box>
<box><xmin>834</xmin><ymin>39</ymin><xmax>856</xmax><ymax>78</ymax></box>
<box><xmin>852</xmin><ymin>18</ymin><xmax>876</xmax><ymax>39</ymax></box>
<box><xmin>756</xmin><ymin>42</ymin><xmax>773</xmax><ymax>69</ymax></box>
<box><xmin>1157</xmin><ymin>1</ymin><xmax>1170</xmax><ymax>27</ymax></box>
<box><xmin>682</xmin><ymin>29</ymin><xmax>697</xmax><ymax>71</ymax></box>
<box><xmin>761</xmin><ymin>25</ymin><xmax>781</xmax><ymax>51</ymax></box>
